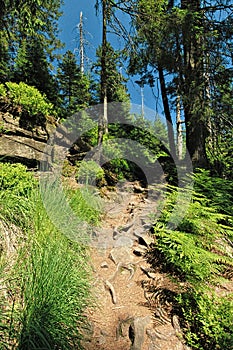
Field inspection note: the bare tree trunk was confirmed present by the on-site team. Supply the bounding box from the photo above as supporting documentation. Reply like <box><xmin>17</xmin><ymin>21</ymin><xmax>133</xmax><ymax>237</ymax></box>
<box><xmin>98</xmin><ymin>0</ymin><xmax>108</xmax><ymax>145</ymax></box>
<box><xmin>79</xmin><ymin>11</ymin><xmax>84</xmax><ymax>74</ymax></box>
<box><xmin>158</xmin><ymin>65</ymin><xmax>177</xmax><ymax>159</ymax></box>
<box><xmin>176</xmin><ymin>95</ymin><xmax>183</xmax><ymax>160</ymax></box>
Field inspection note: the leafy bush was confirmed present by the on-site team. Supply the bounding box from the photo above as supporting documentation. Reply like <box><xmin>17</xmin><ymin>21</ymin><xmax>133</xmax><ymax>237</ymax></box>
<box><xmin>5</xmin><ymin>82</ymin><xmax>54</xmax><ymax>118</ymax></box>
<box><xmin>177</xmin><ymin>289</ymin><xmax>233</xmax><ymax>350</ymax></box>
<box><xmin>0</xmin><ymin>163</ymin><xmax>36</xmax><ymax>195</ymax></box>
<box><xmin>76</xmin><ymin>160</ymin><xmax>105</xmax><ymax>185</ymax></box>
<box><xmin>0</xmin><ymin>84</ymin><xmax>6</xmax><ymax>97</ymax></box>
<box><xmin>0</xmin><ymin>82</ymin><xmax>56</xmax><ymax>130</ymax></box>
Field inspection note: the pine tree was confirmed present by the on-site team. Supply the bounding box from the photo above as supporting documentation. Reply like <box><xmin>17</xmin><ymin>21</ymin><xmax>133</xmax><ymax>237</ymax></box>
<box><xmin>126</xmin><ymin>0</ymin><xmax>233</xmax><ymax>169</ymax></box>
<box><xmin>93</xmin><ymin>42</ymin><xmax>129</xmax><ymax>104</ymax></box>
<box><xmin>57</xmin><ymin>50</ymin><xmax>92</xmax><ymax>116</ymax></box>
<box><xmin>0</xmin><ymin>0</ymin><xmax>63</xmax><ymax>88</ymax></box>
<box><xmin>13</xmin><ymin>38</ymin><xmax>59</xmax><ymax>105</ymax></box>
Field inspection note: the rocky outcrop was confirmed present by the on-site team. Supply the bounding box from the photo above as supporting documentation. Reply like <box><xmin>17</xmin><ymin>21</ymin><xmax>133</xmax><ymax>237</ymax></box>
<box><xmin>0</xmin><ymin>112</ymin><xmax>55</xmax><ymax>167</ymax></box>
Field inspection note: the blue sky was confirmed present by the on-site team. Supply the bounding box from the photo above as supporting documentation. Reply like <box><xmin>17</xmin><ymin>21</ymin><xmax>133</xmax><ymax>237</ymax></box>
<box><xmin>58</xmin><ymin>0</ymin><xmax>162</xmax><ymax>119</ymax></box>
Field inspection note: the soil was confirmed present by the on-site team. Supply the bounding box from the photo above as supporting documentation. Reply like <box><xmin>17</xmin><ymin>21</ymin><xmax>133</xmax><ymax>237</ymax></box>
<box><xmin>82</xmin><ymin>182</ymin><xmax>190</xmax><ymax>350</ymax></box>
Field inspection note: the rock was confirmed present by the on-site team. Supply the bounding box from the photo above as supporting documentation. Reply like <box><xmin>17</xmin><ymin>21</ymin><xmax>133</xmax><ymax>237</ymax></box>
<box><xmin>129</xmin><ymin>316</ymin><xmax>151</xmax><ymax>350</ymax></box>
<box><xmin>135</xmin><ymin>233</ymin><xmax>154</xmax><ymax>247</ymax></box>
<box><xmin>172</xmin><ymin>315</ymin><xmax>182</xmax><ymax>334</ymax></box>
<box><xmin>142</xmin><ymin>223</ymin><xmax>153</xmax><ymax>231</ymax></box>
<box><xmin>133</xmin><ymin>246</ymin><xmax>147</xmax><ymax>256</ymax></box>
<box><xmin>120</xmin><ymin>220</ymin><xmax>135</xmax><ymax>235</ymax></box>
<box><xmin>113</xmin><ymin>228</ymin><xmax>120</xmax><ymax>240</ymax></box>
<box><xmin>113</xmin><ymin>236</ymin><xmax>134</xmax><ymax>248</ymax></box>
<box><xmin>133</xmin><ymin>227</ymin><xmax>145</xmax><ymax>237</ymax></box>
<box><xmin>109</xmin><ymin>246</ymin><xmax>133</xmax><ymax>265</ymax></box>
<box><xmin>0</xmin><ymin>112</ymin><xmax>57</xmax><ymax>168</ymax></box>
<box><xmin>100</xmin><ymin>261</ymin><xmax>109</xmax><ymax>268</ymax></box>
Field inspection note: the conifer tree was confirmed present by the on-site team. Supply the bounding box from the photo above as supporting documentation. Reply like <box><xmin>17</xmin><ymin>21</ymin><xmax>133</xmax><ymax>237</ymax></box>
<box><xmin>13</xmin><ymin>38</ymin><xmax>59</xmax><ymax>105</ymax></box>
<box><xmin>57</xmin><ymin>50</ymin><xmax>92</xmax><ymax>116</ymax></box>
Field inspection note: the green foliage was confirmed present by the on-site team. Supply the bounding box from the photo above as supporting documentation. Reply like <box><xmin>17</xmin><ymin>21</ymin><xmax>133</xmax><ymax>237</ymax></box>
<box><xmin>0</xmin><ymin>82</ymin><xmax>56</xmax><ymax>130</ymax></box>
<box><xmin>150</xmin><ymin>170</ymin><xmax>233</xmax><ymax>349</ymax></box>
<box><xmin>193</xmin><ymin>169</ymin><xmax>233</xmax><ymax>216</ymax></box>
<box><xmin>0</xmin><ymin>84</ymin><xmax>6</xmax><ymax>97</ymax></box>
<box><xmin>16</xmin><ymin>203</ymin><xmax>91</xmax><ymax>350</ymax></box>
<box><xmin>5</xmin><ymin>82</ymin><xmax>54</xmax><ymax>118</ymax></box>
<box><xmin>0</xmin><ymin>163</ymin><xmax>36</xmax><ymax>195</ymax></box>
<box><xmin>57</xmin><ymin>51</ymin><xmax>92</xmax><ymax>116</ymax></box>
<box><xmin>67</xmin><ymin>186</ymin><xmax>103</xmax><ymax>226</ymax></box>
<box><xmin>128</xmin><ymin>0</ymin><xmax>233</xmax><ymax>169</ymax></box>
<box><xmin>153</xmin><ymin>184</ymin><xmax>233</xmax><ymax>282</ymax></box>
<box><xmin>13</xmin><ymin>38</ymin><xmax>60</xmax><ymax>106</ymax></box>
<box><xmin>0</xmin><ymin>163</ymin><xmax>99</xmax><ymax>349</ymax></box>
<box><xmin>76</xmin><ymin>160</ymin><xmax>105</xmax><ymax>185</ymax></box>
<box><xmin>0</xmin><ymin>163</ymin><xmax>37</xmax><ymax>228</ymax></box>
<box><xmin>93</xmin><ymin>42</ymin><xmax>129</xmax><ymax>104</ymax></box>
<box><xmin>177</xmin><ymin>290</ymin><xmax>233</xmax><ymax>350</ymax></box>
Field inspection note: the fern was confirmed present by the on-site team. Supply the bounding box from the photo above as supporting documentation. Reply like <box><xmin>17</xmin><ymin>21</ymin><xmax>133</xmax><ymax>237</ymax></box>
<box><xmin>151</xmin><ymin>171</ymin><xmax>233</xmax><ymax>349</ymax></box>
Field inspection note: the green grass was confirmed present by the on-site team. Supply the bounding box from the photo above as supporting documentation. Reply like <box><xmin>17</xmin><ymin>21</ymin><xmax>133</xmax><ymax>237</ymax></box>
<box><xmin>0</xmin><ymin>162</ymin><xmax>100</xmax><ymax>349</ymax></box>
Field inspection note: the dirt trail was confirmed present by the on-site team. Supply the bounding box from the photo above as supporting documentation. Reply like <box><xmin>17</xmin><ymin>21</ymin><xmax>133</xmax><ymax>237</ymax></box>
<box><xmin>82</xmin><ymin>182</ymin><xmax>191</xmax><ymax>350</ymax></box>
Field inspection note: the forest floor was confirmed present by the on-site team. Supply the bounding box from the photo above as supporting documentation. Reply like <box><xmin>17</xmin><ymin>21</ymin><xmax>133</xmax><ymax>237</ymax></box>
<box><xmin>82</xmin><ymin>181</ymin><xmax>191</xmax><ymax>350</ymax></box>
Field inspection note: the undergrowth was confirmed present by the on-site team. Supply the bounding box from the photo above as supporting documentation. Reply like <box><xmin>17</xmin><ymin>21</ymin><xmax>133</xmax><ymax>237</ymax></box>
<box><xmin>150</xmin><ymin>170</ymin><xmax>233</xmax><ymax>349</ymax></box>
<box><xmin>0</xmin><ymin>162</ymin><xmax>99</xmax><ymax>349</ymax></box>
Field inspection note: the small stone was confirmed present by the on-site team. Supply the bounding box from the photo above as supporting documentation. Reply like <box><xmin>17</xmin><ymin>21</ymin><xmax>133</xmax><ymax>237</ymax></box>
<box><xmin>142</xmin><ymin>223</ymin><xmax>152</xmax><ymax>231</ymax></box>
<box><xmin>129</xmin><ymin>316</ymin><xmax>151</xmax><ymax>350</ymax></box>
<box><xmin>100</xmin><ymin>261</ymin><xmax>109</xmax><ymax>268</ymax></box>
<box><xmin>147</xmin><ymin>271</ymin><xmax>157</xmax><ymax>279</ymax></box>
<box><xmin>113</xmin><ymin>228</ymin><xmax>120</xmax><ymax>240</ymax></box>
<box><xmin>133</xmin><ymin>246</ymin><xmax>147</xmax><ymax>256</ymax></box>
<box><xmin>120</xmin><ymin>221</ymin><xmax>135</xmax><ymax>234</ymax></box>
<box><xmin>114</xmin><ymin>236</ymin><xmax>134</xmax><ymax>248</ymax></box>
<box><xmin>137</xmin><ymin>233</ymin><xmax>154</xmax><ymax>247</ymax></box>
<box><xmin>109</xmin><ymin>246</ymin><xmax>133</xmax><ymax>265</ymax></box>
<box><xmin>133</xmin><ymin>227</ymin><xmax>145</xmax><ymax>237</ymax></box>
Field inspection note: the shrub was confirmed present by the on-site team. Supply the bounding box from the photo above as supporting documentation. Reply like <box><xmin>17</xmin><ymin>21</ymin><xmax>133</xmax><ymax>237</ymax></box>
<box><xmin>0</xmin><ymin>84</ymin><xmax>6</xmax><ymax>97</ymax></box>
<box><xmin>76</xmin><ymin>160</ymin><xmax>105</xmax><ymax>185</ymax></box>
<box><xmin>177</xmin><ymin>289</ymin><xmax>233</xmax><ymax>350</ymax></box>
<box><xmin>5</xmin><ymin>82</ymin><xmax>54</xmax><ymax>118</ymax></box>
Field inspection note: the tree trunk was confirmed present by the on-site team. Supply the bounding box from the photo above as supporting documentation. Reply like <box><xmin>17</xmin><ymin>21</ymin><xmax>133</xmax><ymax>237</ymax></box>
<box><xmin>98</xmin><ymin>0</ymin><xmax>108</xmax><ymax>145</ymax></box>
<box><xmin>181</xmin><ymin>0</ymin><xmax>208</xmax><ymax>168</ymax></box>
<box><xmin>176</xmin><ymin>95</ymin><xmax>183</xmax><ymax>160</ymax></box>
<box><xmin>158</xmin><ymin>65</ymin><xmax>177</xmax><ymax>159</ymax></box>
